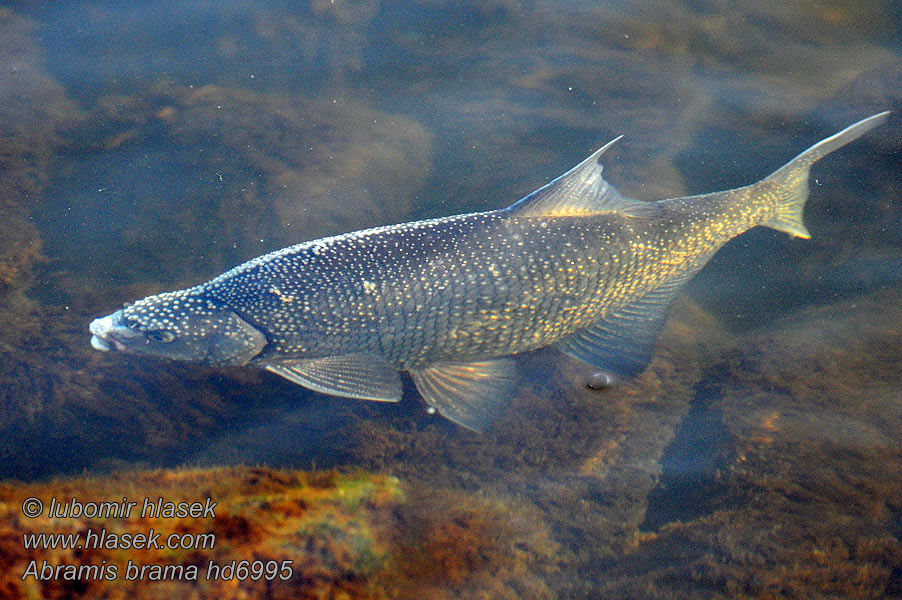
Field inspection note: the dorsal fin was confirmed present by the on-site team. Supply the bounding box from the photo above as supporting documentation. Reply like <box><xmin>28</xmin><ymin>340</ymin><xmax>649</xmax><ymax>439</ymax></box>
<box><xmin>506</xmin><ymin>137</ymin><xmax>663</xmax><ymax>219</ymax></box>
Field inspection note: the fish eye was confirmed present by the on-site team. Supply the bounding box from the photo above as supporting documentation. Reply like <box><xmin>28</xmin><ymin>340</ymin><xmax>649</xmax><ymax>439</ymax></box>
<box><xmin>147</xmin><ymin>330</ymin><xmax>175</xmax><ymax>343</ymax></box>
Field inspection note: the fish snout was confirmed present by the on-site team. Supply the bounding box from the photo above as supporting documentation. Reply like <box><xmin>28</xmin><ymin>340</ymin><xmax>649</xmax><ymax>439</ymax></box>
<box><xmin>89</xmin><ymin>310</ymin><xmax>137</xmax><ymax>352</ymax></box>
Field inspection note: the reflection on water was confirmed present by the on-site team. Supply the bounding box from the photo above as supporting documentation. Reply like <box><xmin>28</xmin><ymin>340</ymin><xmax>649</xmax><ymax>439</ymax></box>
<box><xmin>0</xmin><ymin>1</ymin><xmax>900</xmax><ymax>598</ymax></box>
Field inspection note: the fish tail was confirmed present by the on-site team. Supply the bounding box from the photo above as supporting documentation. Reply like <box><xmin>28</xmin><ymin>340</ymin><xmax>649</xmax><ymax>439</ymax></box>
<box><xmin>760</xmin><ymin>111</ymin><xmax>889</xmax><ymax>239</ymax></box>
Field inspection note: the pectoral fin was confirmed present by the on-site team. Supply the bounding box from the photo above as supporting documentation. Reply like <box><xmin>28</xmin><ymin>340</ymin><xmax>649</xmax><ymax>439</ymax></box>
<box><xmin>409</xmin><ymin>359</ymin><xmax>517</xmax><ymax>432</ymax></box>
<box><xmin>556</xmin><ymin>272</ymin><xmax>691</xmax><ymax>377</ymax></box>
<box><xmin>265</xmin><ymin>353</ymin><xmax>402</xmax><ymax>402</ymax></box>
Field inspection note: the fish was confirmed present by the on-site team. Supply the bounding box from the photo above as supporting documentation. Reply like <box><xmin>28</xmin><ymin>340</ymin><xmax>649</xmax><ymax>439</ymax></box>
<box><xmin>90</xmin><ymin>111</ymin><xmax>889</xmax><ymax>432</ymax></box>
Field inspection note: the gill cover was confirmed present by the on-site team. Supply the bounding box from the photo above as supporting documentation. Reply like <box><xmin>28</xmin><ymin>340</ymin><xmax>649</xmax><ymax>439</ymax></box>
<box><xmin>201</xmin><ymin>309</ymin><xmax>267</xmax><ymax>365</ymax></box>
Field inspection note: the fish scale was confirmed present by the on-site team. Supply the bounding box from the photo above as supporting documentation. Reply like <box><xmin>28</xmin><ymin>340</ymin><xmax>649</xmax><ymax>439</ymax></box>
<box><xmin>89</xmin><ymin>112</ymin><xmax>890</xmax><ymax>432</ymax></box>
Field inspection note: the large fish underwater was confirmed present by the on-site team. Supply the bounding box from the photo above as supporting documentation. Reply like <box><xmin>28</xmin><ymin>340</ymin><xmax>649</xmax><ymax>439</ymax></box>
<box><xmin>90</xmin><ymin>112</ymin><xmax>889</xmax><ymax>432</ymax></box>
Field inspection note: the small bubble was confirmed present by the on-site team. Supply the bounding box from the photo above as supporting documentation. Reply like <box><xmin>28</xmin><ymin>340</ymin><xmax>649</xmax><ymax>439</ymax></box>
<box><xmin>586</xmin><ymin>371</ymin><xmax>615</xmax><ymax>390</ymax></box>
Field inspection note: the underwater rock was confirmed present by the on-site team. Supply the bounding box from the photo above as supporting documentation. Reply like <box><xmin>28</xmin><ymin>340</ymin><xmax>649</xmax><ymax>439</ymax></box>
<box><xmin>41</xmin><ymin>83</ymin><xmax>432</xmax><ymax>288</ymax></box>
<box><xmin>807</xmin><ymin>63</ymin><xmax>901</xmax><ymax>256</ymax></box>
<box><xmin>159</xmin><ymin>84</ymin><xmax>431</xmax><ymax>242</ymax></box>
<box><xmin>362</xmin><ymin>0</ymin><xmax>895</xmax><ymax>214</ymax></box>
<box><xmin>390</xmin><ymin>485</ymin><xmax>557</xmax><ymax>600</ymax></box>
<box><xmin>251</xmin><ymin>0</ymin><xmax>381</xmax><ymax>87</ymax></box>
<box><xmin>0</xmin><ymin>466</ymin><xmax>556</xmax><ymax>600</ymax></box>
<box><xmin>0</xmin><ymin>276</ymin><xmax>297</xmax><ymax>480</ymax></box>
<box><xmin>0</xmin><ymin>10</ymin><xmax>118</xmax><ymax>480</ymax></box>
<box><xmin>0</xmin><ymin>9</ymin><xmax>81</xmax><ymax>325</ymax></box>
<box><xmin>598</xmin><ymin>291</ymin><xmax>902</xmax><ymax>599</ymax></box>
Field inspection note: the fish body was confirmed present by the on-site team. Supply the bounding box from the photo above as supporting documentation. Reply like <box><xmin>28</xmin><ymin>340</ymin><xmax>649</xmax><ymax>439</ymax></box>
<box><xmin>90</xmin><ymin>112</ymin><xmax>889</xmax><ymax>431</ymax></box>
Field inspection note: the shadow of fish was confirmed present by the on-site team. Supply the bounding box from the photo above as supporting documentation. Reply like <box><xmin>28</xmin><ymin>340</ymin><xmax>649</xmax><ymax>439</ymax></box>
<box><xmin>90</xmin><ymin>112</ymin><xmax>889</xmax><ymax>432</ymax></box>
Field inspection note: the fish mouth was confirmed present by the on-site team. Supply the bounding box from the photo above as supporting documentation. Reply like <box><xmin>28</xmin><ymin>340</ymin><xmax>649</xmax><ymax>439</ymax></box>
<box><xmin>89</xmin><ymin>311</ymin><xmax>133</xmax><ymax>353</ymax></box>
<box><xmin>90</xmin><ymin>334</ymin><xmax>113</xmax><ymax>351</ymax></box>
<box><xmin>90</xmin><ymin>333</ymin><xmax>130</xmax><ymax>352</ymax></box>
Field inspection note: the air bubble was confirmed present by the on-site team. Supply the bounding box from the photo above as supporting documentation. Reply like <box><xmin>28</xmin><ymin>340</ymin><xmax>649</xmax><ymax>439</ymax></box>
<box><xmin>586</xmin><ymin>371</ymin><xmax>615</xmax><ymax>390</ymax></box>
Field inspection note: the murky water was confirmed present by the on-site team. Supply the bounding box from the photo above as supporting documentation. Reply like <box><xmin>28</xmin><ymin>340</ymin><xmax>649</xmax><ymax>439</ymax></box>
<box><xmin>1</xmin><ymin>1</ymin><xmax>900</xmax><ymax>598</ymax></box>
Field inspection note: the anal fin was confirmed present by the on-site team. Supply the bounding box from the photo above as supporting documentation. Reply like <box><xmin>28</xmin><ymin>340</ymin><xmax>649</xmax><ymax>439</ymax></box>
<box><xmin>556</xmin><ymin>272</ymin><xmax>691</xmax><ymax>377</ymax></box>
<box><xmin>265</xmin><ymin>353</ymin><xmax>402</xmax><ymax>402</ymax></box>
<box><xmin>409</xmin><ymin>359</ymin><xmax>517</xmax><ymax>433</ymax></box>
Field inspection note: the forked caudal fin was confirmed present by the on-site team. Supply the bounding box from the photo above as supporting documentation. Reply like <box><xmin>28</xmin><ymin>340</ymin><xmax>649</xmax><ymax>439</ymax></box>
<box><xmin>761</xmin><ymin>111</ymin><xmax>889</xmax><ymax>239</ymax></box>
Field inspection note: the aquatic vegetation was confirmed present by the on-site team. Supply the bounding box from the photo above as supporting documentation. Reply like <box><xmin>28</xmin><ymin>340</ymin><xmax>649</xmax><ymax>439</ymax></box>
<box><xmin>0</xmin><ymin>467</ymin><xmax>399</xmax><ymax>599</ymax></box>
<box><xmin>599</xmin><ymin>292</ymin><xmax>902</xmax><ymax>598</ymax></box>
<box><xmin>0</xmin><ymin>284</ymin><xmax>274</xmax><ymax>479</ymax></box>
<box><xmin>0</xmin><ymin>466</ymin><xmax>556</xmax><ymax>600</ymax></box>
<box><xmin>0</xmin><ymin>9</ymin><xmax>81</xmax><ymax>324</ymax></box>
<box><xmin>0</xmin><ymin>11</ymin><xmax>68</xmax><ymax>274</ymax></box>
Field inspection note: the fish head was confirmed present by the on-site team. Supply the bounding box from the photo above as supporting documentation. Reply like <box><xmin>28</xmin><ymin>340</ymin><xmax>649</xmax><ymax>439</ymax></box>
<box><xmin>89</xmin><ymin>290</ymin><xmax>267</xmax><ymax>366</ymax></box>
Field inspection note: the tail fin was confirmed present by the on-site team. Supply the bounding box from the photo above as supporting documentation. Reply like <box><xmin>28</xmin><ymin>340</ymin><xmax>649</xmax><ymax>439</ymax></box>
<box><xmin>762</xmin><ymin>111</ymin><xmax>889</xmax><ymax>239</ymax></box>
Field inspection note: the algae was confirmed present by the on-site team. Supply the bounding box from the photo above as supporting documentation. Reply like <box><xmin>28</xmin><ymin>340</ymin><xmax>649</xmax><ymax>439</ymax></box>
<box><xmin>0</xmin><ymin>9</ymin><xmax>82</xmax><ymax>341</ymax></box>
<box><xmin>0</xmin><ymin>466</ymin><xmax>556</xmax><ymax>600</ymax></box>
<box><xmin>598</xmin><ymin>292</ymin><xmax>902</xmax><ymax>599</ymax></box>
